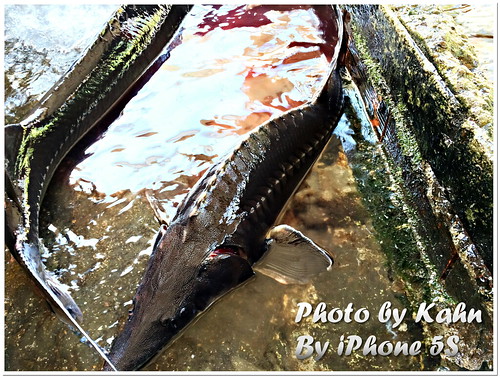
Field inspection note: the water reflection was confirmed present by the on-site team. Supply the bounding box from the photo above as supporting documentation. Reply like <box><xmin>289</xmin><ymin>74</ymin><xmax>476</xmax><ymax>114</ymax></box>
<box><xmin>4</xmin><ymin>4</ymin><xmax>117</xmax><ymax>124</ymax></box>
<box><xmin>70</xmin><ymin>5</ymin><xmax>333</xmax><ymax>216</ymax></box>
<box><xmin>6</xmin><ymin>4</ymin><xmax>422</xmax><ymax>371</ymax></box>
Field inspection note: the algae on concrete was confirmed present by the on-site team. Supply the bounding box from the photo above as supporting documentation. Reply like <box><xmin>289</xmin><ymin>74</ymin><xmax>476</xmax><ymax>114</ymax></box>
<box><xmin>345</xmin><ymin>4</ymin><xmax>493</xmax><ymax>273</ymax></box>
<box><xmin>394</xmin><ymin>5</ymin><xmax>494</xmax><ymax>139</ymax></box>
<box><xmin>342</xmin><ymin>4</ymin><xmax>493</xmax><ymax>370</ymax></box>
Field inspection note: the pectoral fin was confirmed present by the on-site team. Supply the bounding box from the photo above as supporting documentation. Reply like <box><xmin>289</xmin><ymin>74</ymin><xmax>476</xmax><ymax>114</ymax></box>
<box><xmin>254</xmin><ymin>225</ymin><xmax>334</xmax><ymax>284</ymax></box>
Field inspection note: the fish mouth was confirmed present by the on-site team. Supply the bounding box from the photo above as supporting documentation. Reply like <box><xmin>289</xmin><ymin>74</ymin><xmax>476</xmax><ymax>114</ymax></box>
<box><xmin>103</xmin><ymin>349</ymin><xmax>154</xmax><ymax>371</ymax></box>
<box><xmin>104</xmin><ymin>325</ymin><xmax>177</xmax><ymax>371</ymax></box>
<box><xmin>104</xmin><ymin>301</ymin><xmax>201</xmax><ymax>371</ymax></box>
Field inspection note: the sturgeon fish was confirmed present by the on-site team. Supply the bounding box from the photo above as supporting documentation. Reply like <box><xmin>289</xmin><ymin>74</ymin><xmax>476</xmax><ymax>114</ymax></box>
<box><xmin>4</xmin><ymin>5</ymin><xmax>192</xmax><ymax>369</ymax></box>
<box><xmin>105</xmin><ymin>6</ymin><xmax>348</xmax><ymax>371</ymax></box>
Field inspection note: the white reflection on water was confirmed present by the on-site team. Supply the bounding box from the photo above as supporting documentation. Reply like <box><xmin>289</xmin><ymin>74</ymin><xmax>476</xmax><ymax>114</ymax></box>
<box><xmin>4</xmin><ymin>4</ymin><xmax>117</xmax><ymax>123</ymax></box>
<box><xmin>70</xmin><ymin>5</ymin><xmax>330</xmax><ymax>213</ymax></box>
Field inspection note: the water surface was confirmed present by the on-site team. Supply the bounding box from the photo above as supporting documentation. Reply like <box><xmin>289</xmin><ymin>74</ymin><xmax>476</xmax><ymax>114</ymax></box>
<box><xmin>4</xmin><ymin>4</ymin><xmax>118</xmax><ymax>124</ymax></box>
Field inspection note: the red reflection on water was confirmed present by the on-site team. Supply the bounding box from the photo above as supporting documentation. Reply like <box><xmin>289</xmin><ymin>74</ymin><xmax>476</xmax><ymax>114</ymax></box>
<box><xmin>70</xmin><ymin>4</ymin><xmax>339</xmax><ymax>198</ymax></box>
<box><xmin>196</xmin><ymin>5</ymin><xmax>337</xmax><ymax>61</ymax></box>
<box><xmin>192</xmin><ymin>6</ymin><xmax>297</xmax><ymax>136</ymax></box>
<box><xmin>313</xmin><ymin>5</ymin><xmax>339</xmax><ymax>62</ymax></box>
<box><xmin>283</xmin><ymin>48</ymin><xmax>322</xmax><ymax>65</ymax></box>
<box><xmin>242</xmin><ymin>70</ymin><xmax>306</xmax><ymax>111</ymax></box>
<box><xmin>193</xmin><ymin>5</ymin><xmax>338</xmax><ymax>137</ymax></box>
<box><xmin>201</xmin><ymin>112</ymin><xmax>274</xmax><ymax>135</ymax></box>
<box><xmin>235</xmin><ymin>112</ymin><xmax>273</xmax><ymax>134</ymax></box>
<box><xmin>196</xmin><ymin>5</ymin><xmax>271</xmax><ymax>36</ymax></box>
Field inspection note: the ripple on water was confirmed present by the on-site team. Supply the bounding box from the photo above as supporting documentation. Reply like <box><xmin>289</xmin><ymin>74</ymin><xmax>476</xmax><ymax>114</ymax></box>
<box><xmin>4</xmin><ymin>4</ymin><xmax>117</xmax><ymax>124</ymax></box>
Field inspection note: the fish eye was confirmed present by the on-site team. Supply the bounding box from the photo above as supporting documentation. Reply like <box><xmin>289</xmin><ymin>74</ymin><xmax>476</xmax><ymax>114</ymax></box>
<box><xmin>67</xmin><ymin>307</ymin><xmax>78</xmax><ymax>319</ymax></box>
<box><xmin>159</xmin><ymin>314</ymin><xmax>173</xmax><ymax>329</ymax></box>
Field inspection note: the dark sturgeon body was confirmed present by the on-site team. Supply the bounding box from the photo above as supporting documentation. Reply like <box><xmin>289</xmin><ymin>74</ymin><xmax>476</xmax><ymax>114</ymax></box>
<box><xmin>4</xmin><ymin>5</ymin><xmax>192</xmax><ymax>368</ymax></box>
<box><xmin>106</xmin><ymin>7</ymin><xmax>347</xmax><ymax>371</ymax></box>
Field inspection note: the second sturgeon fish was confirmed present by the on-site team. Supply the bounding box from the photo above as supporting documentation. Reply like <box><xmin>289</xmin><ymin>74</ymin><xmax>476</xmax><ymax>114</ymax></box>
<box><xmin>106</xmin><ymin>6</ymin><xmax>348</xmax><ymax>371</ymax></box>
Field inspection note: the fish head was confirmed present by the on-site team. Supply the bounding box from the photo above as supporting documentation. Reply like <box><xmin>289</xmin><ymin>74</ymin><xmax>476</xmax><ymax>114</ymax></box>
<box><xmin>105</xmin><ymin>221</ymin><xmax>254</xmax><ymax>371</ymax></box>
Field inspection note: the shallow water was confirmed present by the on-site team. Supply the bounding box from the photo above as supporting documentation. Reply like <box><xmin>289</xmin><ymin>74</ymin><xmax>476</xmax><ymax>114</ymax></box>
<box><xmin>4</xmin><ymin>4</ymin><xmax>118</xmax><ymax>125</ymax></box>
<box><xmin>3</xmin><ymin>4</ymin><xmax>490</xmax><ymax>371</ymax></box>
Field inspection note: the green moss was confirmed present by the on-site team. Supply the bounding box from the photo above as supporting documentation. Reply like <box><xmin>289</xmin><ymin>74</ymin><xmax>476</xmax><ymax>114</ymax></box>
<box><xmin>356</xmin><ymin>150</ymin><xmax>428</xmax><ymax>302</ymax></box>
<box><xmin>393</xmin><ymin>5</ymin><xmax>493</xmax><ymax>139</ymax></box>
<box><xmin>343</xmin><ymin>104</ymin><xmax>429</xmax><ymax>305</ymax></box>
<box><xmin>342</xmin><ymin>67</ymin><xmax>456</xmax><ymax>310</ymax></box>
<box><xmin>12</xmin><ymin>6</ymin><xmax>173</xmax><ymax>240</ymax></box>
<box><xmin>350</xmin><ymin>24</ymin><xmax>424</xmax><ymax>168</ymax></box>
<box><xmin>345</xmin><ymin>6</ymin><xmax>493</xmax><ymax>368</ymax></box>
<box><xmin>348</xmin><ymin>5</ymin><xmax>493</xmax><ymax>270</ymax></box>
